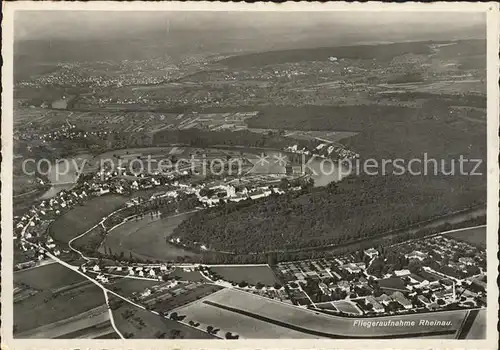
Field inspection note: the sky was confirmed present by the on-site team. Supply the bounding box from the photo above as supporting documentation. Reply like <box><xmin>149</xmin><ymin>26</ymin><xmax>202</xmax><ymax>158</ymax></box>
<box><xmin>15</xmin><ymin>11</ymin><xmax>485</xmax><ymax>43</ymax></box>
<box><xmin>13</xmin><ymin>11</ymin><xmax>486</xmax><ymax>67</ymax></box>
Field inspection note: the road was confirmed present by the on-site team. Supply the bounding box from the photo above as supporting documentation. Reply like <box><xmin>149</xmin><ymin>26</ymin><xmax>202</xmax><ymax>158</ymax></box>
<box><xmin>67</xmin><ymin>206</ymin><xmax>129</xmax><ymax>263</ymax></box>
<box><xmin>21</xmin><ymin>238</ymin><xmax>125</xmax><ymax>339</ymax></box>
<box><xmin>19</xmin><ymin>193</ymin><xmax>487</xmax><ymax>340</ymax></box>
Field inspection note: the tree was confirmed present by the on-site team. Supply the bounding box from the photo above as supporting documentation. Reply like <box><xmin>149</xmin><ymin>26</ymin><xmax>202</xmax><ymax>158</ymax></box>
<box><xmin>169</xmin><ymin>329</ymin><xmax>181</xmax><ymax>339</ymax></box>
<box><xmin>274</xmin><ymin>283</ymin><xmax>283</xmax><ymax>290</ymax></box>
<box><xmin>256</xmin><ymin>282</ymin><xmax>264</xmax><ymax>290</ymax></box>
<box><xmin>207</xmin><ymin>325</ymin><xmax>214</xmax><ymax>334</ymax></box>
<box><xmin>155</xmin><ymin>331</ymin><xmax>166</xmax><ymax>338</ymax></box>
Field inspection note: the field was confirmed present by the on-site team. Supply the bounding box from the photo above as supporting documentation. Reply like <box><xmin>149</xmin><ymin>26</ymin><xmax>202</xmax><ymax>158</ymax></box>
<box><xmin>148</xmin><ymin>284</ymin><xmax>224</xmax><ymax>312</ymax></box>
<box><xmin>283</xmin><ymin>130</ymin><xmax>359</xmax><ymax>143</ymax></box>
<box><xmin>49</xmin><ymin>195</ymin><xmax>128</xmax><ymax>243</ymax></box>
<box><xmin>101</xmin><ymin>212</ymin><xmax>198</xmax><ymax>261</ymax></box>
<box><xmin>169</xmin><ymin>267</ymin><xmax>211</xmax><ymax>282</ymax></box>
<box><xmin>14</xmin><ymin>282</ymin><xmax>106</xmax><ymax>333</ymax></box>
<box><xmin>109</xmin><ymin>278</ymin><xmax>163</xmax><ymax>297</ymax></box>
<box><xmin>15</xmin><ymin>305</ymin><xmax>113</xmax><ymax>339</ymax></box>
<box><xmin>174</xmin><ymin>288</ymin><xmax>468</xmax><ymax>338</ymax></box>
<box><xmin>218</xmin><ymin>41</ymin><xmax>433</xmax><ymax>68</ymax></box>
<box><xmin>331</xmin><ymin>300</ymin><xmax>362</xmax><ymax>315</ymax></box>
<box><xmin>315</xmin><ymin>302</ymin><xmax>338</xmax><ymax>311</ymax></box>
<box><xmin>444</xmin><ymin>226</ymin><xmax>486</xmax><ymax>248</ymax></box>
<box><xmin>14</xmin><ymin>262</ymin><xmax>86</xmax><ymax>291</ymax></box>
<box><xmin>174</xmin><ymin>290</ymin><xmax>317</xmax><ymax>339</ymax></box>
<box><xmin>72</xmin><ymin>227</ymin><xmax>105</xmax><ymax>252</ymax></box>
<box><xmin>464</xmin><ymin>309</ymin><xmax>486</xmax><ymax>339</ymax></box>
<box><xmin>209</xmin><ymin>265</ymin><xmax>280</xmax><ymax>286</ymax></box>
<box><xmin>111</xmin><ymin>299</ymin><xmax>215</xmax><ymax>339</ymax></box>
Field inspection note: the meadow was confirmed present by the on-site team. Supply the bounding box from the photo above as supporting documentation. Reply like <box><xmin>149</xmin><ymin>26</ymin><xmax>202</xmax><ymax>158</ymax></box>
<box><xmin>49</xmin><ymin>195</ymin><xmax>128</xmax><ymax>243</ymax></box>
<box><xmin>444</xmin><ymin>226</ymin><xmax>486</xmax><ymax>249</ymax></box>
<box><xmin>14</xmin><ymin>283</ymin><xmax>106</xmax><ymax>333</ymax></box>
<box><xmin>14</xmin><ymin>262</ymin><xmax>86</xmax><ymax>291</ymax></box>
<box><xmin>101</xmin><ymin>212</ymin><xmax>198</xmax><ymax>262</ymax></box>
<box><xmin>15</xmin><ymin>305</ymin><xmax>111</xmax><ymax>339</ymax></box>
<box><xmin>169</xmin><ymin>267</ymin><xmax>211</xmax><ymax>282</ymax></box>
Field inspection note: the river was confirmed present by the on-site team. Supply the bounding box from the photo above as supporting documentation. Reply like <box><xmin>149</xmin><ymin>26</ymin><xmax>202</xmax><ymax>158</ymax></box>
<box><xmin>39</xmin><ymin>154</ymin><xmax>93</xmax><ymax>200</ymax></box>
<box><xmin>307</xmin><ymin>155</ymin><xmax>349</xmax><ymax>187</ymax></box>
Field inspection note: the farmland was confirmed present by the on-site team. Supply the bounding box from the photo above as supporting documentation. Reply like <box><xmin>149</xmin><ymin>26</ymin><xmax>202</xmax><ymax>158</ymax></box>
<box><xmin>109</xmin><ymin>278</ymin><xmax>163</xmax><ymax>297</ymax></box>
<box><xmin>209</xmin><ymin>265</ymin><xmax>280</xmax><ymax>286</ymax></box>
<box><xmin>174</xmin><ymin>288</ymin><xmax>469</xmax><ymax>338</ymax></box>
<box><xmin>444</xmin><ymin>226</ymin><xmax>486</xmax><ymax>249</ymax></box>
<box><xmin>13</xmin><ymin>19</ymin><xmax>489</xmax><ymax>341</ymax></box>
<box><xmin>15</xmin><ymin>305</ymin><xmax>112</xmax><ymax>339</ymax></box>
<box><xmin>146</xmin><ymin>283</ymin><xmax>224</xmax><ymax>312</ymax></box>
<box><xmin>169</xmin><ymin>267</ymin><xmax>211</xmax><ymax>282</ymax></box>
<box><xmin>101</xmin><ymin>212</ymin><xmax>198</xmax><ymax>261</ymax></box>
<box><xmin>49</xmin><ymin>194</ymin><xmax>128</xmax><ymax>243</ymax></box>
<box><xmin>173</xmin><ymin>291</ymin><xmax>318</xmax><ymax>339</ymax></box>
<box><xmin>463</xmin><ymin>309</ymin><xmax>486</xmax><ymax>339</ymax></box>
<box><xmin>111</xmin><ymin>299</ymin><xmax>215</xmax><ymax>339</ymax></box>
<box><xmin>14</xmin><ymin>282</ymin><xmax>106</xmax><ymax>333</ymax></box>
<box><xmin>14</xmin><ymin>262</ymin><xmax>86</xmax><ymax>290</ymax></box>
<box><xmin>217</xmin><ymin>41</ymin><xmax>435</xmax><ymax>68</ymax></box>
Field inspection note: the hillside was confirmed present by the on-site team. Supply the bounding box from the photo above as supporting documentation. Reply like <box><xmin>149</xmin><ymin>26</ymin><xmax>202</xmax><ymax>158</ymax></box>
<box><xmin>217</xmin><ymin>40</ymin><xmax>483</xmax><ymax>68</ymax></box>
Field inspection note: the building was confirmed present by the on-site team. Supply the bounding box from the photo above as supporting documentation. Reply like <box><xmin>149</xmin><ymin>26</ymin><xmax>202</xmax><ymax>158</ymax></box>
<box><xmin>418</xmin><ymin>295</ymin><xmax>431</xmax><ymax>306</ymax></box>
<box><xmin>366</xmin><ymin>296</ymin><xmax>385</xmax><ymax>313</ymax></box>
<box><xmin>376</xmin><ymin>294</ymin><xmax>392</xmax><ymax>306</ymax></box>
<box><xmin>364</xmin><ymin>248</ymin><xmax>379</xmax><ymax>259</ymax></box>
<box><xmin>342</xmin><ymin>263</ymin><xmax>363</xmax><ymax>274</ymax></box>
<box><xmin>405</xmin><ymin>250</ymin><xmax>428</xmax><ymax>261</ymax></box>
<box><xmin>394</xmin><ymin>269</ymin><xmax>411</xmax><ymax>277</ymax></box>
<box><xmin>318</xmin><ymin>282</ymin><xmax>330</xmax><ymax>295</ymax></box>
<box><xmin>141</xmin><ymin>288</ymin><xmax>152</xmax><ymax>298</ymax></box>
<box><xmin>458</xmin><ymin>257</ymin><xmax>475</xmax><ymax>266</ymax></box>
<box><xmin>391</xmin><ymin>291</ymin><xmax>412</xmax><ymax>309</ymax></box>
<box><xmin>408</xmin><ymin>273</ymin><xmax>427</xmax><ymax>285</ymax></box>
<box><xmin>330</xmin><ymin>280</ymin><xmax>350</xmax><ymax>292</ymax></box>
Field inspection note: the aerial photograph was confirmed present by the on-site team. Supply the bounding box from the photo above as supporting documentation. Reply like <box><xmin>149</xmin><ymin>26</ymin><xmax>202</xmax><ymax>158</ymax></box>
<box><xmin>10</xmin><ymin>10</ymin><xmax>488</xmax><ymax>340</ymax></box>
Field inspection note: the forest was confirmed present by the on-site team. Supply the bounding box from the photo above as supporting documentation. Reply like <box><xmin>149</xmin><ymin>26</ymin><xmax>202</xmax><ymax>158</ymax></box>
<box><xmin>172</xmin><ymin>171</ymin><xmax>485</xmax><ymax>255</ymax></box>
<box><xmin>172</xmin><ymin>99</ymin><xmax>486</xmax><ymax>256</ymax></box>
<box><xmin>151</xmin><ymin>128</ymin><xmax>320</xmax><ymax>151</ymax></box>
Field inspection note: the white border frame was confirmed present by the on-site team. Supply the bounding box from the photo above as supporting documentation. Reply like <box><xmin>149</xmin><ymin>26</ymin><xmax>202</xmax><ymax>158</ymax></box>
<box><xmin>2</xmin><ymin>2</ymin><xmax>499</xmax><ymax>349</ymax></box>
